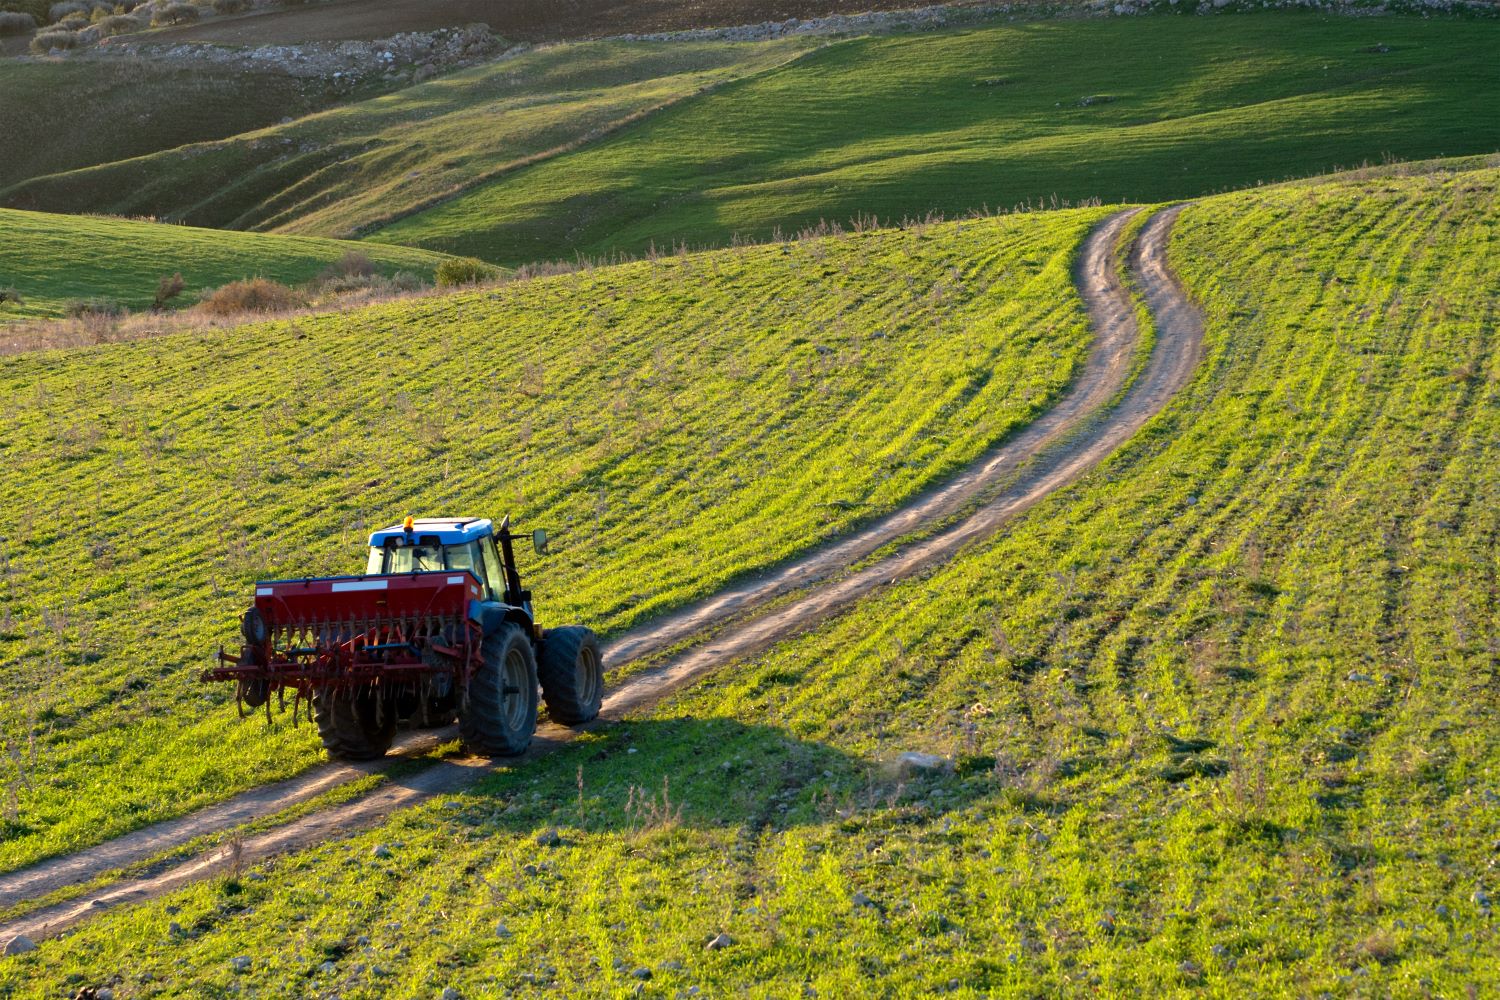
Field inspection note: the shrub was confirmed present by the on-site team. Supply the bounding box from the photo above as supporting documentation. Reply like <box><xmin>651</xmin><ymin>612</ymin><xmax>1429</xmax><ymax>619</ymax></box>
<box><xmin>389</xmin><ymin>271</ymin><xmax>423</xmax><ymax>293</ymax></box>
<box><xmin>0</xmin><ymin>10</ymin><xmax>36</xmax><ymax>33</ymax></box>
<box><xmin>29</xmin><ymin>26</ymin><xmax>76</xmax><ymax>50</ymax></box>
<box><xmin>0</xmin><ymin>287</ymin><xmax>23</xmax><ymax>306</ymax></box>
<box><xmin>46</xmin><ymin>0</ymin><xmax>83</xmax><ymax>19</ymax></box>
<box><xmin>152</xmin><ymin>272</ymin><xmax>184</xmax><ymax>310</ymax></box>
<box><xmin>149</xmin><ymin>1</ymin><xmax>195</xmax><ymax>24</ymax></box>
<box><xmin>211</xmin><ymin>0</ymin><xmax>244</xmax><ymax>12</ymax></box>
<box><xmin>318</xmin><ymin>249</ymin><xmax>375</xmax><ymax>282</ymax></box>
<box><xmin>93</xmin><ymin>11</ymin><xmax>140</xmax><ymax>33</ymax></box>
<box><xmin>62</xmin><ymin>297</ymin><xmax>124</xmax><ymax>318</ymax></box>
<box><xmin>434</xmin><ymin>257</ymin><xmax>497</xmax><ymax>288</ymax></box>
<box><xmin>197</xmin><ymin>278</ymin><xmax>306</xmax><ymax>316</ymax></box>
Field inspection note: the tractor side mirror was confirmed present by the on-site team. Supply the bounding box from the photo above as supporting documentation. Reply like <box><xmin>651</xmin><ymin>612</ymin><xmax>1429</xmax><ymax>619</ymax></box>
<box><xmin>531</xmin><ymin>528</ymin><xmax>549</xmax><ymax>555</ymax></box>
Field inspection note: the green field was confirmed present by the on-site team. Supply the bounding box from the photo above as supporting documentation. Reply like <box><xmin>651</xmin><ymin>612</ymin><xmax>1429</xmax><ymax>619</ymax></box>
<box><xmin>0</xmin><ymin>209</ymin><xmax>452</xmax><ymax>319</ymax></box>
<box><xmin>367</xmin><ymin>14</ymin><xmax>1500</xmax><ymax>264</ymax></box>
<box><xmin>0</xmin><ymin>39</ymin><xmax>813</xmax><ymax>239</ymax></box>
<box><xmin>0</xmin><ymin>207</ymin><xmax>1105</xmax><ymax>873</ymax></box>
<box><xmin>0</xmin><ymin>59</ymin><xmax>388</xmax><ymax>191</ymax></box>
<box><xmin>5</xmin><ymin>165</ymin><xmax>1491</xmax><ymax>997</ymax></box>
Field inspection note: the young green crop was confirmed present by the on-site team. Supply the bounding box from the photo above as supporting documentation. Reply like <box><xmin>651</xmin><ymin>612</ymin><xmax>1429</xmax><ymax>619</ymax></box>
<box><xmin>9</xmin><ymin>166</ymin><xmax>1490</xmax><ymax>997</ymax></box>
<box><xmin>371</xmin><ymin>13</ymin><xmax>1500</xmax><ymax>265</ymax></box>
<box><xmin>0</xmin><ymin>207</ymin><xmax>1106</xmax><ymax>874</ymax></box>
<box><xmin>0</xmin><ymin>39</ymin><xmax>815</xmax><ymax>239</ymax></box>
<box><xmin>0</xmin><ymin>208</ymin><xmax>451</xmax><ymax>320</ymax></box>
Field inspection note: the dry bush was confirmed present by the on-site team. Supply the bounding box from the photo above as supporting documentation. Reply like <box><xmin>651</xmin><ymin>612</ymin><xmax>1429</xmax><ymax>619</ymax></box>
<box><xmin>29</xmin><ymin>26</ymin><xmax>75</xmax><ymax>49</ymax></box>
<box><xmin>317</xmin><ymin>250</ymin><xmax>375</xmax><ymax>283</ymax></box>
<box><xmin>149</xmin><ymin>1</ymin><xmax>196</xmax><ymax>24</ymax></box>
<box><xmin>45</xmin><ymin>0</ymin><xmax>84</xmax><ymax>18</ymax></box>
<box><xmin>152</xmin><ymin>272</ymin><xmax>184</xmax><ymax>311</ymax></box>
<box><xmin>93</xmin><ymin>11</ymin><xmax>142</xmax><ymax>33</ymax></box>
<box><xmin>197</xmin><ymin>278</ymin><xmax>306</xmax><ymax>316</ymax></box>
<box><xmin>62</xmin><ymin>297</ymin><xmax>123</xmax><ymax>318</ymax></box>
<box><xmin>0</xmin><ymin>10</ymin><xmax>36</xmax><ymax>33</ymax></box>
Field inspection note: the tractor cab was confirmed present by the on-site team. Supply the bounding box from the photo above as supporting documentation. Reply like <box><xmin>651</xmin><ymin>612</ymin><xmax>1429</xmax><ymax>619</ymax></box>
<box><xmin>364</xmin><ymin>516</ymin><xmax>547</xmax><ymax>614</ymax></box>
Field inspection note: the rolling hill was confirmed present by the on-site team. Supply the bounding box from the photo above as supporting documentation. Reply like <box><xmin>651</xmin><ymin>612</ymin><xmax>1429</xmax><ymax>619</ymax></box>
<box><xmin>2</xmin><ymin>163</ymin><xmax>1491</xmax><ymax>996</ymax></box>
<box><xmin>0</xmin><ymin>208</ymin><xmax>451</xmax><ymax>320</ymax></box>
<box><xmin>367</xmin><ymin>13</ymin><xmax>1500</xmax><ymax>263</ymax></box>
<box><xmin>0</xmin><ymin>39</ymin><xmax>814</xmax><ymax>239</ymax></box>
<box><xmin>10</xmin><ymin>13</ymin><xmax>1498</xmax><ymax>272</ymax></box>
<box><xmin>0</xmin><ymin>206</ymin><xmax>1106</xmax><ymax>874</ymax></box>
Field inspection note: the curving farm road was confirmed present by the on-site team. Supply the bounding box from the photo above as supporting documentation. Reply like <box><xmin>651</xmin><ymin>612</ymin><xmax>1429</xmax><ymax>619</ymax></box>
<box><xmin>0</xmin><ymin>204</ymin><xmax>1204</xmax><ymax>946</ymax></box>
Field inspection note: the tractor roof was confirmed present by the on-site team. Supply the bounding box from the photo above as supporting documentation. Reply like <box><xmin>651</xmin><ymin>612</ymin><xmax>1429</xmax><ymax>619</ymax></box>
<box><xmin>368</xmin><ymin>517</ymin><xmax>493</xmax><ymax>548</ymax></box>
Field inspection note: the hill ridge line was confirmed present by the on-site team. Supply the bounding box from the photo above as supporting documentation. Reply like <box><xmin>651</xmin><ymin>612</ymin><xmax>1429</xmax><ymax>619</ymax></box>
<box><xmin>0</xmin><ymin>205</ymin><xmax>1204</xmax><ymax>946</ymax></box>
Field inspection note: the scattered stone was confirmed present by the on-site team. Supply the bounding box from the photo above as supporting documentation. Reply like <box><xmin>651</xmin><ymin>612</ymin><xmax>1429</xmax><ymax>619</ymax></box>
<box><xmin>494</xmin><ymin>923</ymin><xmax>512</xmax><ymax>939</ymax></box>
<box><xmin>441</xmin><ymin>989</ymin><xmax>462</xmax><ymax>1000</ymax></box>
<box><xmin>3</xmin><ymin>935</ymin><xmax>36</xmax><ymax>956</ymax></box>
<box><xmin>168</xmin><ymin>921</ymin><xmax>184</xmax><ymax>937</ymax></box>
<box><xmin>894</xmin><ymin>752</ymin><xmax>953</xmax><ymax>778</ymax></box>
<box><xmin>631</xmin><ymin>967</ymin><xmax>652</xmax><ymax>980</ymax></box>
<box><xmin>705</xmin><ymin>932</ymin><xmax>733</xmax><ymax>951</ymax></box>
<box><xmin>246</xmin><ymin>872</ymin><xmax>267</xmax><ymax>882</ymax></box>
<box><xmin>1179</xmin><ymin>960</ymin><xmax>1203</xmax><ymax>978</ymax></box>
<box><xmin>535</xmin><ymin>827</ymin><xmax>563</xmax><ymax>848</ymax></box>
<box><xmin>851</xmin><ymin>890</ymin><xmax>880</xmax><ymax>911</ymax></box>
<box><xmin>372</xmin><ymin>844</ymin><xmax>393</xmax><ymax>859</ymax></box>
<box><xmin>230</xmin><ymin>956</ymin><xmax>252</xmax><ymax>973</ymax></box>
<box><xmin>319</xmin><ymin>960</ymin><xmax>338</xmax><ymax>974</ymax></box>
<box><xmin>356</xmin><ymin>935</ymin><xmax>371</xmax><ymax>947</ymax></box>
<box><xmin>659</xmin><ymin>959</ymin><xmax>684</xmax><ymax>971</ymax></box>
<box><xmin>1346</xmin><ymin>671</ymin><xmax>1373</xmax><ymax>683</ymax></box>
<box><xmin>96</xmin><ymin>990</ymin><xmax>115</xmax><ymax>1000</ymax></box>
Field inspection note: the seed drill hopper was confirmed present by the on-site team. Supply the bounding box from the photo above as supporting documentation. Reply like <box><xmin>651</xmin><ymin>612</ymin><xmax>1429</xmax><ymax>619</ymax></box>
<box><xmin>203</xmin><ymin>516</ymin><xmax>604</xmax><ymax>760</ymax></box>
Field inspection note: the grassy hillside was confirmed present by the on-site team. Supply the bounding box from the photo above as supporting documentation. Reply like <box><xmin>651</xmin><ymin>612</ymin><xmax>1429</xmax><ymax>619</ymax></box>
<box><xmin>0</xmin><ymin>39</ymin><xmax>814</xmax><ymax>238</ymax></box>
<box><xmin>0</xmin><ymin>59</ymin><xmax>385</xmax><ymax>190</ymax></box>
<box><xmin>368</xmin><ymin>13</ymin><xmax>1500</xmax><ymax>264</ymax></box>
<box><xmin>0</xmin><ymin>209</ymin><xmax>452</xmax><ymax>320</ymax></box>
<box><xmin>0</xmin><ymin>207</ymin><xmax>1107</xmax><ymax>873</ymax></box>
<box><xmin>6</xmin><ymin>166</ymin><xmax>1491</xmax><ymax>996</ymax></box>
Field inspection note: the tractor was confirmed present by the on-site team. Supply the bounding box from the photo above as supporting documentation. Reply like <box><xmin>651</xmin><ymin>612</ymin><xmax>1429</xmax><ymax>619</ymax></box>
<box><xmin>203</xmin><ymin>516</ymin><xmax>603</xmax><ymax>760</ymax></box>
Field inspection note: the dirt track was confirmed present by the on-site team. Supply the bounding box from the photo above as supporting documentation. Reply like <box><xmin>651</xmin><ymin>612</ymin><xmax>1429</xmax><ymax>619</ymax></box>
<box><xmin>0</xmin><ymin>205</ymin><xmax>1204</xmax><ymax>946</ymax></box>
<box><xmin>135</xmin><ymin>0</ymin><xmax>987</xmax><ymax>46</ymax></box>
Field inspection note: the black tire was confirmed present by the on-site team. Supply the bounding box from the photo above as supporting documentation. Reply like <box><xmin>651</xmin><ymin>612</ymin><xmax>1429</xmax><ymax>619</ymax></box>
<box><xmin>460</xmin><ymin>623</ymin><xmax>538</xmax><ymax>756</ymax></box>
<box><xmin>313</xmin><ymin>688</ymin><xmax>396</xmax><ymax>761</ymax></box>
<box><xmin>538</xmin><ymin>625</ymin><xmax>603</xmax><ymax>725</ymax></box>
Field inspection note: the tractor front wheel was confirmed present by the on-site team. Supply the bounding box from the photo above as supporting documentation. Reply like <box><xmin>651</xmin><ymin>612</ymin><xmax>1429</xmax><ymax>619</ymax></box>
<box><xmin>460</xmin><ymin>623</ymin><xmax>538</xmax><ymax>756</ymax></box>
<box><xmin>538</xmin><ymin>625</ymin><xmax>604</xmax><ymax>725</ymax></box>
<box><xmin>313</xmin><ymin>689</ymin><xmax>396</xmax><ymax>761</ymax></box>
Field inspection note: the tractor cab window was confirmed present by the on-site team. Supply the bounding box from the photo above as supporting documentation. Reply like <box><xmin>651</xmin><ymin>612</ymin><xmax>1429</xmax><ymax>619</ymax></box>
<box><xmin>444</xmin><ymin>541</ymin><xmax>479</xmax><ymax>578</ymax></box>
<box><xmin>369</xmin><ymin>540</ymin><xmax>444</xmax><ymax>574</ymax></box>
<box><xmin>478</xmin><ymin>537</ymin><xmax>507</xmax><ymax>602</ymax></box>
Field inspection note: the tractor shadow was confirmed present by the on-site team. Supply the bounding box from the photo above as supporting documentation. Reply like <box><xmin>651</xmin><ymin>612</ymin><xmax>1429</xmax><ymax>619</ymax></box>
<box><xmin>419</xmin><ymin>716</ymin><xmax>986</xmax><ymax>842</ymax></box>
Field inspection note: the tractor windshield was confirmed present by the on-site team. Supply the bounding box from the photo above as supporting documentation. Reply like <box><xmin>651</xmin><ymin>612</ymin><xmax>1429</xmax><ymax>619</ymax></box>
<box><xmin>365</xmin><ymin>542</ymin><xmax>445</xmax><ymax>574</ymax></box>
<box><xmin>364</xmin><ymin>540</ymin><xmax>492</xmax><ymax>590</ymax></box>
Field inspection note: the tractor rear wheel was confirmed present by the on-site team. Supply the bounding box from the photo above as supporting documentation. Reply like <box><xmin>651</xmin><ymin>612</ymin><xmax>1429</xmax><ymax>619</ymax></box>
<box><xmin>313</xmin><ymin>689</ymin><xmax>396</xmax><ymax>761</ymax></box>
<box><xmin>538</xmin><ymin>626</ymin><xmax>604</xmax><ymax>725</ymax></box>
<box><xmin>460</xmin><ymin>623</ymin><xmax>538</xmax><ymax>756</ymax></box>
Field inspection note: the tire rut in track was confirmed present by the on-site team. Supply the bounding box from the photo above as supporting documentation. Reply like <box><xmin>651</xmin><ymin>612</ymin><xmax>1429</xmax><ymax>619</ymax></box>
<box><xmin>0</xmin><ymin>205</ymin><xmax>1204</xmax><ymax>946</ymax></box>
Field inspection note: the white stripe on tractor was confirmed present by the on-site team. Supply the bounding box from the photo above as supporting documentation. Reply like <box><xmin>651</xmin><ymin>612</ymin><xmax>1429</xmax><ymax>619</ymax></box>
<box><xmin>330</xmin><ymin>580</ymin><xmax>389</xmax><ymax>592</ymax></box>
